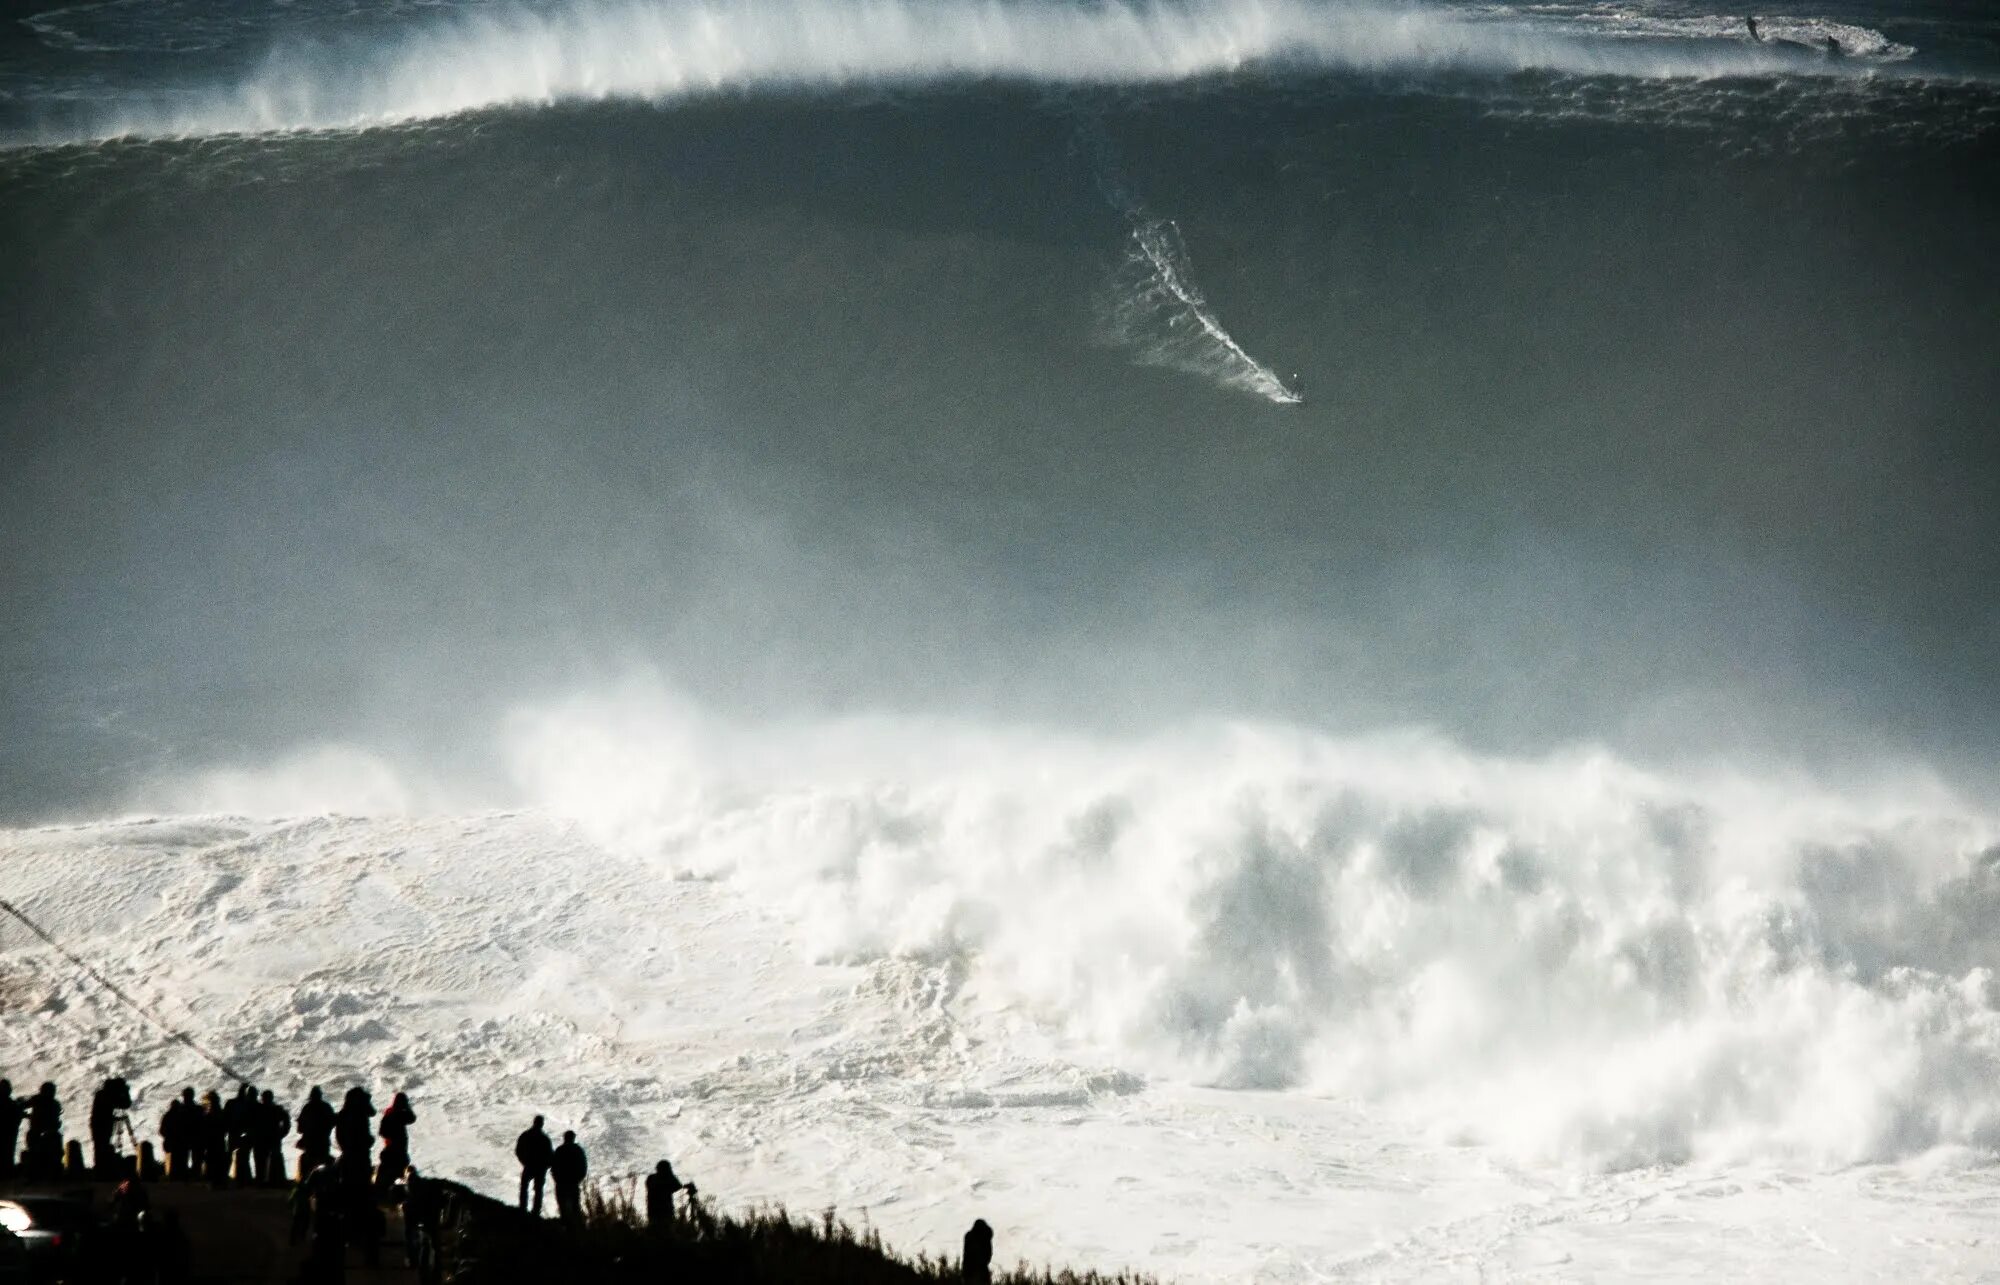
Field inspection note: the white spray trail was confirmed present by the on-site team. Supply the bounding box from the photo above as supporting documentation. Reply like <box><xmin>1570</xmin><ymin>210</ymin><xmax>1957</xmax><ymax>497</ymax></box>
<box><xmin>1083</xmin><ymin>120</ymin><xmax>1302</xmax><ymax>406</ymax></box>
<box><xmin>1107</xmin><ymin>215</ymin><xmax>1303</xmax><ymax>405</ymax></box>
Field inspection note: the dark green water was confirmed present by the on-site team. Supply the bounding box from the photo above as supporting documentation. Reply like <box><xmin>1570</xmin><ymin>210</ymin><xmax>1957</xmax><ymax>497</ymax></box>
<box><xmin>3</xmin><ymin>68</ymin><xmax>1997</xmax><ymax>819</ymax></box>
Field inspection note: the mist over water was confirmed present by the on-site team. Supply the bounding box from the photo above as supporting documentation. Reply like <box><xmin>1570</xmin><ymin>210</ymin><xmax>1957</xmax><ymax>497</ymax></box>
<box><xmin>4</xmin><ymin>0</ymin><xmax>2000</xmax><ymax>1188</ymax></box>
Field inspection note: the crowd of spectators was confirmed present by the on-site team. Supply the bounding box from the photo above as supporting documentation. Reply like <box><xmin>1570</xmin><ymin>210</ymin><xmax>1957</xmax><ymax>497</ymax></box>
<box><xmin>2</xmin><ymin>1072</ymin><xmax>1007</xmax><ymax>1283</ymax></box>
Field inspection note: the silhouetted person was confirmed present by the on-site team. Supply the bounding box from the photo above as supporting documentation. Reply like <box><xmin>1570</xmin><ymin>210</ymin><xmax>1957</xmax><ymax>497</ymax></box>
<box><xmin>376</xmin><ymin>1091</ymin><xmax>415</xmax><ymax>1193</ymax></box>
<box><xmin>515</xmin><ymin>1116</ymin><xmax>553</xmax><ymax>1215</ymax></box>
<box><xmin>161</xmin><ymin>1088</ymin><xmax>198</xmax><ymax>1180</ymax></box>
<box><xmin>1745</xmin><ymin>15</ymin><xmax>1761</xmax><ymax>41</ymax></box>
<box><xmin>334</xmin><ymin>1087</ymin><xmax>375</xmax><ymax>1189</ymax></box>
<box><xmin>303</xmin><ymin>1164</ymin><xmax>348</xmax><ymax>1284</ymax></box>
<box><xmin>224</xmin><ymin>1083</ymin><xmax>258</xmax><ymax>1183</ymax></box>
<box><xmin>0</xmin><ymin>1079</ymin><xmax>24</xmax><ymax>1179</ymax></box>
<box><xmin>22</xmin><ymin>1082</ymin><xmax>62</xmax><ymax>1180</ymax></box>
<box><xmin>645</xmin><ymin>1160</ymin><xmax>686</xmax><ymax>1230</ymax></box>
<box><xmin>296</xmin><ymin>1086</ymin><xmax>335</xmax><ymax>1181</ymax></box>
<box><xmin>1825</xmin><ymin>35</ymin><xmax>1842</xmax><ymax>55</ymax></box>
<box><xmin>293</xmin><ymin>1160</ymin><xmax>337</xmax><ymax>1246</ymax></box>
<box><xmin>550</xmin><ymin>1130</ymin><xmax>588</xmax><ymax>1231</ymax></box>
<box><xmin>963</xmin><ymin>1218</ymin><xmax>994</xmax><ymax>1284</ymax></box>
<box><xmin>89</xmin><ymin>1075</ymin><xmax>132</xmax><ymax>1174</ymax></box>
<box><xmin>200</xmin><ymin>1091</ymin><xmax>230</xmax><ymax>1189</ymax></box>
<box><xmin>403</xmin><ymin>1166</ymin><xmax>444</xmax><ymax>1283</ymax></box>
<box><xmin>64</xmin><ymin>1138</ymin><xmax>86</xmax><ymax>1174</ymax></box>
<box><xmin>138</xmin><ymin>1140</ymin><xmax>164</xmax><ymax>1181</ymax></box>
<box><xmin>253</xmin><ymin>1089</ymin><xmax>291</xmax><ymax>1184</ymax></box>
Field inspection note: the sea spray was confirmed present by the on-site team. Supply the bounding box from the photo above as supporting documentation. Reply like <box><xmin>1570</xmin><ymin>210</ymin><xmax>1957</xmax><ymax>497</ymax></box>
<box><xmin>23</xmin><ymin>0</ymin><xmax>1915</xmax><ymax>145</ymax></box>
<box><xmin>498</xmin><ymin>687</ymin><xmax>2000</xmax><ymax>1170</ymax></box>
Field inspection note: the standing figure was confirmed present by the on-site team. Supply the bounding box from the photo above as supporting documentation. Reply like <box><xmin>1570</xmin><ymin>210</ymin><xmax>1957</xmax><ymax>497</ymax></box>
<box><xmin>303</xmin><ymin>1164</ymin><xmax>348</xmax><ymax>1284</ymax></box>
<box><xmin>254</xmin><ymin>1090</ymin><xmax>291</xmax><ymax>1184</ymax></box>
<box><xmin>0</xmin><ymin>1080</ymin><xmax>25</xmax><ymax>1179</ymax></box>
<box><xmin>514</xmin><ymin>1116</ymin><xmax>553</xmax><ymax>1215</ymax></box>
<box><xmin>295</xmin><ymin>1087</ymin><xmax>335</xmax><ymax>1182</ymax></box>
<box><xmin>549</xmin><ymin>1131</ymin><xmax>588</xmax><ymax>1231</ymax></box>
<box><xmin>962</xmin><ymin>1218</ymin><xmax>994</xmax><ymax>1285</ymax></box>
<box><xmin>644</xmin><ymin>1160</ymin><xmax>686</xmax><ymax>1231</ymax></box>
<box><xmin>376</xmin><ymin>1092</ymin><xmax>415</xmax><ymax>1194</ymax></box>
<box><xmin>223</xmin><ymin>1084</ymin><xmax>258</xmax><ymax>1184</ymax></box>
<box><xmin>160</xmin><ymin>1089</ymin><xmax>199</xmax><ymax>1180</ymax></box>
<box><xmin>292</xmin><ymin>1161</ymin><xmax>336</xmax><ymax>1246</ymax></box>
<box><xmin>22</xmin><ymin>1083</ymin><xmax>63</xmax><ymax>1180</ymax></box>
<box><xmin>333</xmin><ymin>1088</ymin><xmax>375</xmax><ymax>1190</ymax></box>
<box><xmin>89</xmin><ymin>1076</ymin><xmax>133</xmax><ymax>1174</ymax></box>
<box><xmin>402</xmin><ymin>1166</ymin><xmax>444</xmax><ymax>1284</ymax></box>
<box><xmin>200</xmin><ymin>1092</ymin><xmax>230</xmax><ymax>1189</ymax></box>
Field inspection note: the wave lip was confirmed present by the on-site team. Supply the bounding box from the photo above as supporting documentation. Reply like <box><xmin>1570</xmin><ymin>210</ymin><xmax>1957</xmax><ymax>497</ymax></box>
<box><xmin>34</xmin><ymin>0</ymin><xmax>1919</xmax><ymax>143</ymax></box>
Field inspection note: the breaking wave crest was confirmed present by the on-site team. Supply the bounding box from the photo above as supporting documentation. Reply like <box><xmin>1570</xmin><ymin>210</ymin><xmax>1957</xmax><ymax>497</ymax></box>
<box><xmin>495</xmin><ymin>688</ymin><xmax>2000</xmax><ymax>1171</ymax></box>
<box><xmin>29</xmin><ymin>0</ymin><xmax>1917</xmax><ymax>143</ymax></box>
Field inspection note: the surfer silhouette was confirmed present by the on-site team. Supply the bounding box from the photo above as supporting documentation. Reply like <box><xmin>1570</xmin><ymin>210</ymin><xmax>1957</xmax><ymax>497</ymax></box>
<box><xmin>1745</xmin><ymin>16</ymin><xmax>1761</xmax><ymax>41</ymax></box>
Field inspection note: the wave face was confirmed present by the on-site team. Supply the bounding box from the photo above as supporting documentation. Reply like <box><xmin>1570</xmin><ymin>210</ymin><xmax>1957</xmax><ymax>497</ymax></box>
<box><xmin>4</xmin><ymin>57</ymin><xmax>1999</xmax><ymax>818</ymax></box>
<box><xmin>0</xmin><ymin>0</ymin><xmax>1959</xmax><ymax>144</ymax></box>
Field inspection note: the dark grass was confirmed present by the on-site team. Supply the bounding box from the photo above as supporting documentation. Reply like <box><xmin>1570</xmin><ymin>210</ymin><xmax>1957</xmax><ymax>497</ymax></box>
<box><xmin>435</xmin><ymin>1177</ymin><xmax>1162</xmax><ymax>1285</ymax></box>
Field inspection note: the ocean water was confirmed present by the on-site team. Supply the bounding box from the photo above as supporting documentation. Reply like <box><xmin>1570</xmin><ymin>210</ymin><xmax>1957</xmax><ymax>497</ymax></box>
<box><xmin>3</xmin><ymin>0</ymin><xmax>2000</xmax><ymax>1277</ymax></box>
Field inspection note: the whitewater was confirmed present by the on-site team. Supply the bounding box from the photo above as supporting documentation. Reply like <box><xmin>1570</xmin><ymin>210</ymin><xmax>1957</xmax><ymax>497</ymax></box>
<box><xmin>6</xmin><ymin>690</ymin><xmax>2000</xmax><ymax>1278</ymax></box>
<box><xmin>1</xmin><ymin>0</ymin><xmax>1932</xmax><ymax>145</ymax></box>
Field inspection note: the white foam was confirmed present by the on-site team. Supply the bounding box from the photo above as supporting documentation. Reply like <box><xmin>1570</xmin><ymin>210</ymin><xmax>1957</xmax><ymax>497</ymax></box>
<box><xmin>494</xmin><ymin>684</ymin><xmax>2000</xmax><ymax>1171</ymax></box>
<box><xmin>42</xmin><ymin>0</ymin><xmax>1906</xmax><ymax>142</ymax></box>
<box><xmin>9</xmin><ymin>696</ymin><xmax>2000</xmax><ymax>1277</ymax></box>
